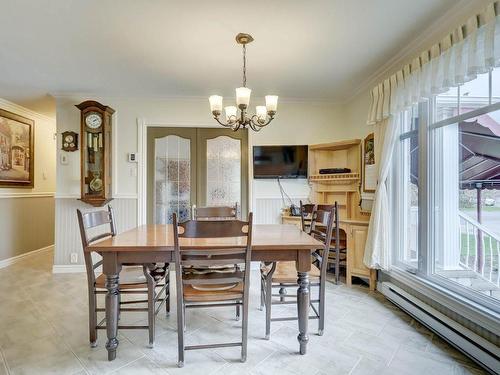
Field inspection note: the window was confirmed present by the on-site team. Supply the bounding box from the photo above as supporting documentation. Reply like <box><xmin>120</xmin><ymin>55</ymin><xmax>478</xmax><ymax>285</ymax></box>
<box><xmin>393</xmin><ymin>70</ymin><xmax>500</xmax><ymax>312</ymax></box>
<box><xmin>394</xmin><ymin>106</ymin><xmax>419</xmax><ymax>270</ymax></box>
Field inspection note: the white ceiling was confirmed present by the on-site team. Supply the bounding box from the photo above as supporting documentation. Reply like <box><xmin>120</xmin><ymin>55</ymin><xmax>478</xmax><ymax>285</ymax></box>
<box><xmin>0</xmin><ymin>0</ymin><xmax>460</xmax><ymax>117</ymax></box>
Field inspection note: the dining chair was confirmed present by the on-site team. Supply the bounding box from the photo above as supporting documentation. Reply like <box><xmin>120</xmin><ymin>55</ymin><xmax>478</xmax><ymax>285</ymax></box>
<box><xmin>260</xmin><ymin>204</ymin><xmax>337</xmax><ymax>337</ymax></box>
<box><xmin>315</xmin><ymin>203</ymin><xmax>346</xmax><ymax>284</ymax></box>
<box><xmin>299</xmin><ymin>200</ymin><xmax>316</xmax><ymax>234</ymax></box>
<box><xmin>192</xmin><ymin>203</ymin><xmax>238</xmax><ymax>220</ymax></box>
<box><xmin>191</xmin><ymin>202</ymin><xmax>242</xmax><ymax>318</ymax></box>
<box><xmin>77</xmin><ymin>206</ymin><xmax>170</xmax><ymax>348</ymax></box>
<box><xmin>172</xmin><ymin>212</ymin><xmax>253</xmax><ymax>367</ymax></box>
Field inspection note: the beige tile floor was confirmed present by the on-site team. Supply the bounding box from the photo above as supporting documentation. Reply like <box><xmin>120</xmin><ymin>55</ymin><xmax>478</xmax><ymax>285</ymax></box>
<box><xmin>0</xmin><ymin>249</ymin><xmax>487</xmax><ymax>375</ymax></box>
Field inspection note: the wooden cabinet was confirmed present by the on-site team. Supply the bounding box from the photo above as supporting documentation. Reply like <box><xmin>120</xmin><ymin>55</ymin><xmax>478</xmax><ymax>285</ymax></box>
<box><xmin>281</xmin><ymin>138</ymin><xmax>376</xmax><ymax>291</ymax></box>
<box><xmin>281</xmin><ymin>214</ymin><xmax>302</xmax><ymax>229</ymax></box>
<box><xmin>343</xmin><ymin>221</ymin><xmax>376</xmax><ymax>291</ymax></box>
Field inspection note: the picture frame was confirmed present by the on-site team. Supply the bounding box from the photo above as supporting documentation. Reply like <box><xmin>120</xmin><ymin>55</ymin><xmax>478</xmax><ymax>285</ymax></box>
<box><xmin>363</xmin><ymin>133</ymin><xmax>376</xmax><ymax>193</ymax></box>
<box><xmin>0</xmin><ymin>108</ymin><xmax>34</xmax><ymax>188</ymax></box>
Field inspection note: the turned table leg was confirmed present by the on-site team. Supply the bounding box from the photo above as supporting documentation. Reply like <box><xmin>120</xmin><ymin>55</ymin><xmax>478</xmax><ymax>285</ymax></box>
<box><xmin>103</xmin><ymin>253</ymin><xmax>121</xmax><ymax>361</ymax></box>
<box><xmin>296</xmin><ymin>271</ymin><xmax>310</xmax><ymax>355</ymax></box>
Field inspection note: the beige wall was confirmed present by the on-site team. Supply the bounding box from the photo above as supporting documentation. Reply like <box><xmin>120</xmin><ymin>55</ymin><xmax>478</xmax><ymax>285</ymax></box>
<box><xmin>0</xmin><ymin>98</ymin><xmax>56</xmax><ymax>262</ymax></box>
<box><xmin>54</xmin><ymin>95</ymin><xmax>372</xmax><ymax>268</ymax></box>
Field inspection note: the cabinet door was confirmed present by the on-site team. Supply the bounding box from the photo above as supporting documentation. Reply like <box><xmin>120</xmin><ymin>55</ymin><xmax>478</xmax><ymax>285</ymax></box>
<box><xmin>349</xmin><ymin>225</ymin><xmax>369</xmax><ymax>276</ymax></box>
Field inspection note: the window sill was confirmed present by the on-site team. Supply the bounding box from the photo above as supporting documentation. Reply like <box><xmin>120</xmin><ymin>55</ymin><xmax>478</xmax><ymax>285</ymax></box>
<box><xmin>380</xmin><ymin>268</ymin><xmax>500</xmax><ymax>336</ymax></box>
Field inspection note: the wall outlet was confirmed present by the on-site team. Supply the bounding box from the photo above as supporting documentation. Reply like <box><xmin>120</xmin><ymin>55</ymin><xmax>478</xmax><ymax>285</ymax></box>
<box><xmin>60</xmin><ymin>153</ymin><xmax>69</xmax><ymax>165</ymax></box>
<box><xmin>70</xmin><ymin>253</ymin><xmax>78</xmax><ymax>264</ymax></box>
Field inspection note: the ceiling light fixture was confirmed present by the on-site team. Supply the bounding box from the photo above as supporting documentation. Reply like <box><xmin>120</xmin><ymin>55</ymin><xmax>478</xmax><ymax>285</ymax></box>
<box><xmin>209</xmin><ymin>33</ymin><xmax>278</xmax><ymax>131</ymax></box>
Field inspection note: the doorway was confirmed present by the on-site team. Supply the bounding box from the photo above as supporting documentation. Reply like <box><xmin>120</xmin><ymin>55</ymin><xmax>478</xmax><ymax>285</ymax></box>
<box><xmin>147</xmin><ymin>127</ymin><xmax>248</xmax><ymax>224</ymax></box>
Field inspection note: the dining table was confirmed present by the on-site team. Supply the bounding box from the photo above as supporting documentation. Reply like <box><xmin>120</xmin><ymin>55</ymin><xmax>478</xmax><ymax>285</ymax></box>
<box><xmin>89</xmin><ymin>223</ymin><xmax>324</xmax><ymax>361</ymax></box>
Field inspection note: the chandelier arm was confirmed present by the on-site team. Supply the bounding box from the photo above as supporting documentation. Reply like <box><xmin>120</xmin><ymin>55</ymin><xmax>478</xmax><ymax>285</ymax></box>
<box><xmin>248</xmin><ymin>121</ymin><xmax>263</xmax><ymax>132</ymax></box>
<box><xmin>250</xmin><ymin>114</ymin><xmax>275</xmax><ymax>128</ymax></box>
<box><xmin>213</xmin><ymin>116</ymin><xmax>235</xmax><ymax>128</ymax></box>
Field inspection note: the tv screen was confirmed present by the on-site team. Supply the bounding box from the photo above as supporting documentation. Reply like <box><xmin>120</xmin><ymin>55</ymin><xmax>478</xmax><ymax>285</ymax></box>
<box><xmin>253</xmin><ymin>145</ymin><xmax>308</xmax><ymax>179</ymax></box>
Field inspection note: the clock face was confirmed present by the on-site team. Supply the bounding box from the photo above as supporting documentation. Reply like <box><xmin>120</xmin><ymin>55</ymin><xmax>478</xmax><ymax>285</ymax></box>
<box><xmin>64</xmin><ymin>134</ymin><xmax>74</xmax><ymax>143</ymax></box>
<box><xmin>85</xmin><ymin>112</ymin><xmax>102</xmax><ymax>129</ymax></box>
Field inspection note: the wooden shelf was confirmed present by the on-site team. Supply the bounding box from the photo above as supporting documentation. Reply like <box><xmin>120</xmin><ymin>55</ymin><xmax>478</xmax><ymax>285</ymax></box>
<box><xmin>309</xmin><ymin>173</ymin><xmax>360</xmax><ymax>182</ymax></box>
<box><xmin>309</xmin><ymin>139</ymin><xmax>361</xmax><ymax>151</ymax></box>
<box><xmin>316</xmin><ymin>189</ymin><xmax>358</xmax><ymax>193</ymax></box>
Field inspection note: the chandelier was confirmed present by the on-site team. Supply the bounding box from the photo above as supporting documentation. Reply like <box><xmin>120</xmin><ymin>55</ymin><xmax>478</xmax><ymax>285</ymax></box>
<box><xmin>209</xmin><ymin>33</ymin><xmax>278</xmax><ymax>131</ymax></box>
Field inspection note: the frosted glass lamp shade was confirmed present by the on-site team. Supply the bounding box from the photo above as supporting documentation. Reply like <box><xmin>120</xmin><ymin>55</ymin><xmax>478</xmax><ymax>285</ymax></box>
<box><xmin>256</xmin><ymin>106</ymin><xmax>267</xmax><ymax>121</ymax></box>
<box><xmin>236</xmin><ymin>87</ymin><xmax>251</xmax><ymax>107</ymax></box>
<box><xmin>265</xmin><ymin>95</ymin><xmax>278</xmax><ymax>112</ymax></box>
<box><xmin>209</xmin><ymin>95</ymin><xmax>223</xmax><ymax>113</ymax></box>
<box><xmin>225</xmin><ymin>106</ymin><xmax>237</xmax><ymax>122</ymax></box>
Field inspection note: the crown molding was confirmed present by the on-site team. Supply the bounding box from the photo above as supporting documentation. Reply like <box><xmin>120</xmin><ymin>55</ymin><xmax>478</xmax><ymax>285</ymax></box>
<box><xmin>345</xmin><ymin>0</ymin><xmax>489</xmax><ymax>102</ymax></box>
<box><xmin>0</xmin><ymin>97</ymin><xmax>56</xmax><ymax>122</ymax></box>
<box><xmin>51</xmin><ymin>92</ymin><xmax>341</xmax><ymax>105</ymax></box>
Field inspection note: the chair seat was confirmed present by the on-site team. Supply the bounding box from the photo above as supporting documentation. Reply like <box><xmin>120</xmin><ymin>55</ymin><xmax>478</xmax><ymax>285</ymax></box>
<box><xmin>95</xmin><ymin>266</ymin><xmax>159</xmax><ymax>290</ymax></box>
<box><xmin>262</xmin><ymin>261</ymin><xmax>321</xmax><ymax>283</ymax></box>
<box><xmin>183</xmin><ymin>282</ymin><xmax>244</xmax><ymax>302</ymax></box>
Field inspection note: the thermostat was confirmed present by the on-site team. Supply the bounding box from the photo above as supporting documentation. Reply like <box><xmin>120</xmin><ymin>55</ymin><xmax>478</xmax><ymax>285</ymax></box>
<box><xmin>128</xmin><ymin>153</ymin><xmax>138</xmax><ymax>163</ymax></box>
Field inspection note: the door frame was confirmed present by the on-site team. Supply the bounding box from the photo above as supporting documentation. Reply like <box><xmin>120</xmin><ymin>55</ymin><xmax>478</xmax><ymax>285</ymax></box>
<box><xmin>137</xmin><ymin>119</ymin><xmax>250</xmax><ymax>225</ymax></box>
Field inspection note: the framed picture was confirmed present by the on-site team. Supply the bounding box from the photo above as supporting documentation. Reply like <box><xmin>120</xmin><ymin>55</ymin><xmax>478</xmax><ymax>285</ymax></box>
<box><xmin>363</xmin><ymin>133</ymin><xmax>376</xmax><ymax>192</ymax></box>
<box><xmin>0</xmin><ymin>109</ymin><xmax>34</xmax><ymax>188</ymax></box>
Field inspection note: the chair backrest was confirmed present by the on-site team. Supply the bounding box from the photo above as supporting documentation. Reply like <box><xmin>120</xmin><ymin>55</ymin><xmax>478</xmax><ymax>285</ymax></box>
<box><xmin>76</xmin><ymin>206</ymin><xmax>116</xmax><ymax>283</ymax></box>
<box><xmin>309</xmin><ymin>203</ymin><xmax>339</xmax><ymax>275</ymax></box>
<box><xmin>172</xmin><ymin>212</ymin><xmax>253</xmax><ymax>298</ymax></box>
<box><xmin>299</xmin><ymin>201</ymin><xmax>316</xmax><ymax>234</ymax></box>
<box><xmin>192</xmin><ymin>203</ymin><xmax>238</xmax><ymax>220</ymax></box>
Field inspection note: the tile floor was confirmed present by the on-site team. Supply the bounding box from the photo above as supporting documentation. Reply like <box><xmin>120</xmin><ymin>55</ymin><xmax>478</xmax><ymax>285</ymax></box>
<box><xmin>0</xmin><ymin>249</ymin><xmax>488</xmax><ymax>375</ymax></box>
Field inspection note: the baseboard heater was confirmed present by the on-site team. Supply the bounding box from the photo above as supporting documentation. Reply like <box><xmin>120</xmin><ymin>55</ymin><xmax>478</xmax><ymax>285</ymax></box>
<box><xmin>379</xmin><ymin>282</ymin><xmax>500</xmax><ymax>374</ymax></box>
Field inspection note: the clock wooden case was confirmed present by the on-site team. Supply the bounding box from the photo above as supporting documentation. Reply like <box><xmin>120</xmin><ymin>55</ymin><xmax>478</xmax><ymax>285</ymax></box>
<box><xmin>76</xmin><ymin>100</ymin><xmax>114</xmax><ymax>207</ymax></box>
<box><xmin>61</xmin><ymin>131</ymin><xmax>78</xmax><ymax>152</ymax></box>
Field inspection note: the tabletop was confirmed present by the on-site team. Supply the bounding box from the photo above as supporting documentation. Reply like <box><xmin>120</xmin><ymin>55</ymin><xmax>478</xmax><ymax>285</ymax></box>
<box><xmin>89</xmin><ymin>224</ymin><xmax>324</xmax><ymax>252</ymax></box>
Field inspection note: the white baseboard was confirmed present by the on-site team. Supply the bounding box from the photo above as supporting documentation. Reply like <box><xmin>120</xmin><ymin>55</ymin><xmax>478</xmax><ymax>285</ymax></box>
<box><xmin>0</xmin><ymin>245</ymin><xmax>54</xmax><ymax>269</ymax></box>
<box><xmin>52</xmin><ymin>264</ymin><xmax>86</xmax><ymax>273</ymax></box>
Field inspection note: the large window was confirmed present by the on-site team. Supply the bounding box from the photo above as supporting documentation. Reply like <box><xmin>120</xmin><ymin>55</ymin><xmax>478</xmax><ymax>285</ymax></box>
<box><xmin>393</xmin><ymin>68</ymin><xmax>500</xmax><ymax>312</ymax></box>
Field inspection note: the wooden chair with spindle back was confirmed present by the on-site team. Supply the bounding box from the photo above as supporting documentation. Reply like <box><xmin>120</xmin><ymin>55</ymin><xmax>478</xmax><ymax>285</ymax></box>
<box><xmin>192</xmin><ymin>203</ymin><xmax>238</xmax><ymax>220</ymax></box>
<box><xmin>314</xmin><ymin>202</ymin><xmax>346</xmax><ymax>284</ymax></box>
<box><xmin>260</xmin><ymin>204</ymin><xmax>336</xmax><ymax>337</ymax></box>
<box><xmin>172</xmin><ymin>212</ymin><xmax>253</xmax><ymax>367</ymax></box>
<box><xmin>299</xmin><ymin>201</ymin><xmax>316</xmax><ymax>234</ymax></box>
<box><xmin>77</xmin><ymin>206</ymin><xmax>170</xmax><ymax>348</ymax></box>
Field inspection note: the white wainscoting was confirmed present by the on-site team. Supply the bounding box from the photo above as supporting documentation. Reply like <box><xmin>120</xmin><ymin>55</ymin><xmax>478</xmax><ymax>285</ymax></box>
<box><xmin>53</xmin><ymin>198</ymin><xmax>137</xmax><ymax>272</ymax></box>
<box><xmin>253</xmin><ymin>197</ymin><xmax>308</xmax><ymax>224</ymax></box>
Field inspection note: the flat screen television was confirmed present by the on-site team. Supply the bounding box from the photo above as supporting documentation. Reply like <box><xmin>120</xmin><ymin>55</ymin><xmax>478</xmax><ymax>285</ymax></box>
<box><xmin>253</xmin><ymin>145</ymin><xmax>308</xmax><ymax>179</ymax></box>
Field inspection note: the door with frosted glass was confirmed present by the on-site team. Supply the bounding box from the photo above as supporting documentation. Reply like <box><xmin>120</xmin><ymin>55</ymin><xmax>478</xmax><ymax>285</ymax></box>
<box><xmin>197</xmin><ymin>128</ymin><xmax>248</xmax><ymax>217</ymax></box>
<box><xmin>147</xmin><ymin>128</ymin><xmax>196</xmax><ymax>224</ymax></box>
<box><xmin>147</xmin><ymin>128</ymin><xmax>248</xmax><ymax>224</ymax></box>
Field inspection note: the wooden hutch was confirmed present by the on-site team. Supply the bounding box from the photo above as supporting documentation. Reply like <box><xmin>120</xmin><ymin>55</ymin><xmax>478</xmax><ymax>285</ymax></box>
<box><xmin>282</xmin><ymin>139</ymin><xmax>376</xmax><ymax>290</ymax></box>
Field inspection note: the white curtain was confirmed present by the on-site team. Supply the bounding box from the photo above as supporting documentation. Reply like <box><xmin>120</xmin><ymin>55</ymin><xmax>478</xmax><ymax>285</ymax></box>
<box><xmin>364</xmin><ymin>1</ymin><xmax>500</xmax><ymax>269</ymax></box>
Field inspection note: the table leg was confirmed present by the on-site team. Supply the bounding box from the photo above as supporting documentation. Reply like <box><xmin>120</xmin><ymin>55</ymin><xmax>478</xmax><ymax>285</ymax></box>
<box><xmin>296</xmin><ymin>271</ymin><xmax>310</xmax><ymax>355</ymax></box>
<box><xmin>103</xmin><ymin>253</ymin><xmax>121</xmax><ymax>361</ymax></box>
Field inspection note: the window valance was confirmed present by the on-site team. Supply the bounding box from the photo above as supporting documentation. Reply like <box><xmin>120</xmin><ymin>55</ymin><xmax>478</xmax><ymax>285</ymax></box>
<box><xmin>367</xmin><ymin>1</ymin><xmax>500</xmax><ymax>124</ymax></box>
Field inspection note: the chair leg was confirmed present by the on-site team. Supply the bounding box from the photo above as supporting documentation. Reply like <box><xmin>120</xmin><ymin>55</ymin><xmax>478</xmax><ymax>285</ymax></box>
<box><xmin>89</xmin><ymin>287</ymin><xmax>97</xmax><ymax>347</ymax></box>
<box><xmin>183</xmin><ymin>303</ymin><xmax>186</xmax><ymax>332</ymax></box>
<box><xmin>241</xmin><ymin>300</ymin><xmax>249</xmax><ymax>362</ymax></box>
<box><xmin>144</xmin><ymin>265</ymin><xmax>156</xmax><ymax>348</ymax></box>
<box><xmin>335</xmin><ymin>248</ymin><xmax>340</xmax><ymax>284</ymax></box>
<box><xmin>318</xmin><ymin>277</ymin><xmax>326</xmax><ymax>336</ymax></box>
<box><xmin>279</xmin><ymin>284</ymin><xmax>287</xmax><ymax>302</ymax></box>
<box><xmin>259</xmin><ymin>276</ymin><xmax>265</xmax><ymax>311</ymax></box>
<box><xmin>165</xmin><ymin>267</ymin><xmax>170</xmax><ymax>316</ymax></box>
<box><xmin>265</xmin><ymin>276</ymin><xmax>272</xmax><ymax>340</ymax></box>
<box><xmin>177</xmin><ymin>300</ymin><xmax>185</xmax><ymax>367</ymax></box>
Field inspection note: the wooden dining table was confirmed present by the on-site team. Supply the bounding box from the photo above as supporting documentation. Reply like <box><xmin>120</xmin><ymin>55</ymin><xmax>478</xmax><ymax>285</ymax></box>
<box><xmin>89</xmin><ymin>223</ymin><xmax>323</xmax><ymax>361</ymax></box>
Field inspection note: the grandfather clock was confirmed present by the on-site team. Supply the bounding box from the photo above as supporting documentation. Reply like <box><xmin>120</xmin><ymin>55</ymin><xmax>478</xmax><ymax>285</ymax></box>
<box><xmin>76</xmin><ymin>100</ymin><xmax>114</xmax><ymax>207</ymax></box>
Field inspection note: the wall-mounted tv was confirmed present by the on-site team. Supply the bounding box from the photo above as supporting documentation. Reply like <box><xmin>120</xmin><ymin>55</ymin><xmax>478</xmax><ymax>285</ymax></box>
<box><xmin>253</xmin><ymin>145</ymin><xmax>308</xmax><ymax>179</ymax></box>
